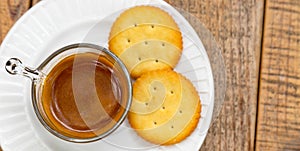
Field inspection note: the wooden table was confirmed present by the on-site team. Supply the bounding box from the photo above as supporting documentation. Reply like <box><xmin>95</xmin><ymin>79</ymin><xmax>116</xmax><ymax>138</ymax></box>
<box><xmin>0</xmin><ymin>0</ymin><xmax>299</xmax><ymax>150</ymax></box>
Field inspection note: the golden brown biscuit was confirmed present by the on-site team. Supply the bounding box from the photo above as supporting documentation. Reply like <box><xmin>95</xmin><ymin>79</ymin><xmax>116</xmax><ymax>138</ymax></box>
<box><xmin>108</xmin><ymin>6</ymin><xmax>183</xmax><ymax>78</ymax></box>
<box><xmin>109</xmin><ymin>24</ymin><xmax>182</xmax><ymax>56</ymax></box>
<box><xmin>128</xmin><ymin>70</ymin><xmax>201</xmax><ymax>145</ymax></box>
<box><xmin>109</xmin><ymin>24</ymin><xmax>182</xmax><ymax>78</ymax></box>
<box><xmin>109</xmin><ymin>6</ymin><xmax>180</xmax><ymax>39</ymax></box>
<box><xmin>117</xmin><ymin>40</ymin><xmax>182</xmax><ymax>78</ymax></box>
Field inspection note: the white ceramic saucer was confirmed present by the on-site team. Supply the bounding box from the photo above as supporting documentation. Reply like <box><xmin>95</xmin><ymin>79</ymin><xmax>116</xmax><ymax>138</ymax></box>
<box><xmin>0</xmin><ymin>0</ymin><xmax>214</xmax><ymax>150</ymax></box>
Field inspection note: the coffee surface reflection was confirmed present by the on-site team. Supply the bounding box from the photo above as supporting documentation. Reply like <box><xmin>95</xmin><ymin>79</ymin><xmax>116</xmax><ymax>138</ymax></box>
<box><xmin>42</xmin><ymin>53</ymin><xmax>121</xmax><ymax>138</ymax></box>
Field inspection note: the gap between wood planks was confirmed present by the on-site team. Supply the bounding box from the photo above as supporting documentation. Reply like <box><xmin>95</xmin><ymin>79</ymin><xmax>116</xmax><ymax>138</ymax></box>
<box><xmin>254</xmin><ymin>0</ymin><xmax>267</xmax><ymax>150</ymax></box>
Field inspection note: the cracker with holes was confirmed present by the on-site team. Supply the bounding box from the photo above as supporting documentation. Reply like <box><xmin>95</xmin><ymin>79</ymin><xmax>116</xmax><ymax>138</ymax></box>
<box><xmin>109</xmin><ymin>5</ymin><xmax>180</xmax><ymax>39</ymax></box>
<box><xmin>128</xmin><ymin>70</ymin><xmax>201</xmax><ymax>145</ymax></box>
<box><xmin>108</xmin><ymin>6</ymin><xmax>183</xmax><ymax>78</ymax></box>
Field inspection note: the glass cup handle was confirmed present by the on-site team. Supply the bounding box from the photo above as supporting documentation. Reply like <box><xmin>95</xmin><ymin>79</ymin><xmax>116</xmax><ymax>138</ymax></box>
<box><xmin>5</xmin><ymin>58</ymin><xmax>44</xmax><ymax>82</ymax></box>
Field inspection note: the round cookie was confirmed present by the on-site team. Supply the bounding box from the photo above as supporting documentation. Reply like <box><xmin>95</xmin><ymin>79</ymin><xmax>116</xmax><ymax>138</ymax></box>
<box><xmin>109</xmin><ymin>24</ymin><xmax>182</xmax><ymax>56</ymax></box>
<box><xmin>117</xmin><ymin>40</ymin><xmax>182</xmax><ymax>78</ymax></box>
<box><xmin>128</xmin><ymin>70</ymin><xmax>201</xmax><ymax>145</ymax></box>
<box><xmin>109</xmin><ymin>24</ymin><xmax>182</xmax><ymax>78</ymax></box>
<box><xmin>108</xmin><ymin>6</ymin><xmax>183</xmax><ymax>78</ymax></box>
<box><xmin>109</xmin><ymin>6</ymin><xmax>180</xmax><ymax>39</ymax></box>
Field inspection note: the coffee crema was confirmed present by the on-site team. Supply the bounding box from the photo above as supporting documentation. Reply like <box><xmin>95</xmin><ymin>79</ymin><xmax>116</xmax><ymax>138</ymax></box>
<box><xmin>41</xmin><ymin>53</ymin><xmax>122</xmax><ymax>138</ymax></box>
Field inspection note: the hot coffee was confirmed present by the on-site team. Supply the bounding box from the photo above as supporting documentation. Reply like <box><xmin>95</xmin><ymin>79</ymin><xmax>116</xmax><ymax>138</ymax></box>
<box><xmin>6</xmin><ymin>44</ymin><xmax>132</xmax><ymax>142</ymax></box>
<box><xmin>41</xmin><ymin>53</ymin><xmax>122</xmax><ymax>138</ymax></box>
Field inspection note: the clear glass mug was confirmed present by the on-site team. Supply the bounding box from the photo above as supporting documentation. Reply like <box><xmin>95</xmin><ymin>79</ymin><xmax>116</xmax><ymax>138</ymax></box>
<box><xmin>5</xmin><ymin>43</ymin><xmax>132</xmax><ymax>143</ymax></box>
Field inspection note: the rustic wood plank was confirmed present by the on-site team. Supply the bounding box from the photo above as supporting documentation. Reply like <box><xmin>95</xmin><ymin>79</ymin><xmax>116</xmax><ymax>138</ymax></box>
<box><xmin>0</xmin><ymin>0</ymin><xmax>31</xmax><ymax>43</ymax></box>
<box><xmin>167</xmin><ymin>0</ymin><xmax>264</xmax><ymax>150</ymax></box>
<box><xmin>164</xmin><ymin>0</ymin><xmax>170</xmax><ymax>4</ymax></box>
<box><xmin>256</xmin><ymin>0</ymin><xmax>300</xmax><ymax>150</ymax></box>
<box><xmin>31</xmin><ymin>0</ymin><xmax>40</xmax><ymax>5</ymax></box>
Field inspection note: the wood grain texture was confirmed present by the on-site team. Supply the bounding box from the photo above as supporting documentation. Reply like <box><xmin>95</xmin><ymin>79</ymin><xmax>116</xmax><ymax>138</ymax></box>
<box><xmin>31</xmin><ymin>0</ymin><xmax>40</xmax><ymax>5</ymax></box>
<box><xmin>256</xmin><ymin>0</ymin><xmax>300</xmax><ymax>150</ymax></box>
<box><xmin>164</xmin><ymin>0</ymin><xmax>170</xmax><ymax>4</ymax></box>
<box><xmin>167</xmin><ymin>0</ymin><xmax>264</xmax><ymax>150</ymax></box>
<box><xmin>0</xmin><ymin>0</ymin><xmax>30</xmax><ymax>43</ymax></box>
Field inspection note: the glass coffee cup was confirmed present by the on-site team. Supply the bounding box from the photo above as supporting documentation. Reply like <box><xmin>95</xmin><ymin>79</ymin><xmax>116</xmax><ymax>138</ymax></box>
<box><xmin>5</xmin><ymin>43</ymin><xmax>132</xmax><ymax>143</ymax></box>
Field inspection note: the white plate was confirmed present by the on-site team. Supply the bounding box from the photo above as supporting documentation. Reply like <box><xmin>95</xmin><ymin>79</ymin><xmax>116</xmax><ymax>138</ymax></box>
<box><xmin>0</xmin><ymin>0</ymin><xmax>214</xmax><ymax>150</ymax></box>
